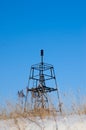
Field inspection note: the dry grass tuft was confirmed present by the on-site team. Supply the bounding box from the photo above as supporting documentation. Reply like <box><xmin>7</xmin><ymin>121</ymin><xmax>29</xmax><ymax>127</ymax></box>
<box><xmin>0</xmin><ymin>92</ymin><xmax>86</xmax><ymax>120</ymax></box>
<box><xmin>0</xmin><ymin>102</ymin><xmax>57</xmax><ymax>120</ymax></box>
<box><xmin>26</xmin><ymin>108</ymin><xmax>57</xmax><ymax>118</ymax></box>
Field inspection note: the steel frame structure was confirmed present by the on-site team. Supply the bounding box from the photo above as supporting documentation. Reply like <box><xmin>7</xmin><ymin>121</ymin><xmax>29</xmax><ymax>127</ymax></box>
<box><xmin>25</xmin><ymin>50</ymin><xmax>61</xmax><ymax>112</ymax></box>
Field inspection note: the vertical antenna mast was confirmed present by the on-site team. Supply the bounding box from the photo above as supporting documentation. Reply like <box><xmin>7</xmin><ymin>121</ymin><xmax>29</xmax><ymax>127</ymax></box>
<box><xmin>41</xmin><ymin>49</ymin><xmax>44</xmax><ymax>65</ymax></box>
<box><xmin>40</xmin><ymin>50</ymin><xmax>44</xmax><ymax>85</ymax></box>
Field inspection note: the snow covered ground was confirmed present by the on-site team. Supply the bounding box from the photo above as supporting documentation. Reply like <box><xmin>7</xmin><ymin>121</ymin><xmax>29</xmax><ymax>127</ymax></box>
<box><xmin>0</xmin><ymin>114</ymin><xmax>86</xmax><ymax>130</ymax></box>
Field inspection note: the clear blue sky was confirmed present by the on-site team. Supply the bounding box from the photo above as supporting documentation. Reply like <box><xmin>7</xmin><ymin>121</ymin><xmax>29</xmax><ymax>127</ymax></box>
<box><xmin>0</xmin><ymin>0</ymin><xmax>86</xmax><ymax>104</ymax></box>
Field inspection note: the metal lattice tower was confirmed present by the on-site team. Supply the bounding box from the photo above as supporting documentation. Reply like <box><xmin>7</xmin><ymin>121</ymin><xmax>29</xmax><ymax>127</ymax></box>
<box><xmin>25</xmin><ymin>50</ymin><xmax>62</xmax><ymax>112</ymax></box>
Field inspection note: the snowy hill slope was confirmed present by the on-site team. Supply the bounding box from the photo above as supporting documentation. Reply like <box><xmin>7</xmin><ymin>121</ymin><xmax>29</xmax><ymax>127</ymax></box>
<box><xmin>0</xmin><ymin>115</ymin><xmax>86</xmax><ymax>130</ymax></box>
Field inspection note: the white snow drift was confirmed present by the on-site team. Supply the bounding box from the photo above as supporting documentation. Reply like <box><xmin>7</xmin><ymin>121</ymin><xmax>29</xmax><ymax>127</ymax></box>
<box><xmin>0</xmin><ymin>115</ymin><xmax>86</xmax><ymax>130</ymax></box>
